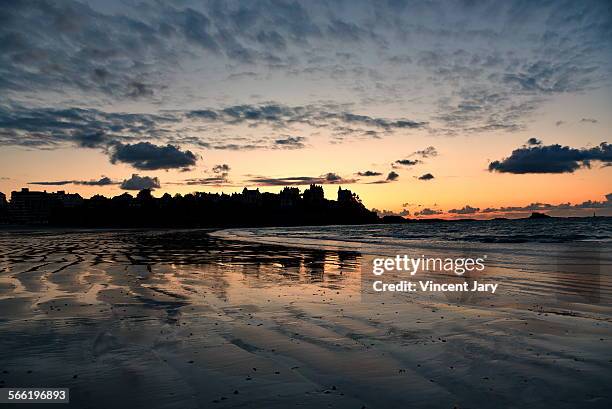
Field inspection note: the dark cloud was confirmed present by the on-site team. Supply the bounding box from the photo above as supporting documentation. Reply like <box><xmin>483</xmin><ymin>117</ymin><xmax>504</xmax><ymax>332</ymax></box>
<box><xmin>418</xmin><ymin>173</ymin><xmax>435</xmax><ymax>180</ymax></box>
<box><xmin>526</xmin><ymin>137</ymin><xmax>542</xmax><ymax>146</ymax></box>
<box><xmin>28</xmin><ymin>176</ymin><xmax>116</xmax><ymax>186</ymax></box>
<box><xmin>248</xmin><ymin>172</ymin><xmax>356</xmax><ymax>186</ymax></box>
<box><xmin>120</xmin><ymin>174</ymin><xmax>161</xmax><ymax>190</ymax></box>
<box><xmin>357</xmin><ymin>170</ymin><xmax>382</xmax><ymax>177</ymax></box>
<box><xmin>448</xmin><ymin>205</ymin><xmax>480</xmax><ymax>215</ymax></box>
<box><xmin>489</xmin><ymin>142</ymin><xmax>611</xmax><ymax>174</ymax></box>
<box><xmin>109</xmin><ymin>142</ymin><xmax>198</xmax><ymax>170</ymax></box>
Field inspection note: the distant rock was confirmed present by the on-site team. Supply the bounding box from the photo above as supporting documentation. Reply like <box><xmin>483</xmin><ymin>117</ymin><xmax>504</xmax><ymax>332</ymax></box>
<box><xmin>382</xmin><ymin>215</ymin><xmax>408</xmax><ymax>223</ymax></box>
<box><xmin>528</xmin><ymin>212</ymin><xmax>552</xmax><ymax>219</ymax></box>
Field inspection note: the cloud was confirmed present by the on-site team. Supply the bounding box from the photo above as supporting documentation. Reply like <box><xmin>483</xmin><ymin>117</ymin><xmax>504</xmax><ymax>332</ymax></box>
<box><xmin>0</xmin><ymin>105</ymin><xmax>162</xmax><ymax>148</ymax></box>
<box><xmin>109</xmin><ymin>142</ymin><xmax>198</xmax><ymax>170</ymax></box>
<box><xmin>28</xmin><ymin>180</ymin><xmax>72</xmax><ymax>186</ymax></box>
<box><xmin>372</xmin><ymin>208</ymin><xmax>409</xmax><ymax>217</ymax></box>
<box><xmin>501</xmin><ymin>62</ymin><xmax>597</xmax><ymax>94</ymax></box>
<box><xmin>323</xmin><ymin>173</ymin><xmax>341</xmax><ymax>183</ymax></box>
<box><xmin>120</xmin><ymin>174</ymin><xmax>161</xmax><ymax>190</ymax></box>
<box><xmin>182</xmin><ymin>163</ymin><xmax>233</xmax><ymax>185</ymax></box>
<box><xmin>393</xmin><ymin>147</ymin><xmax>438</xmax><ymax>169</ymax></box>
<box><xmin>212</xmin><ymin>164</ymin><xmax>230</xmax><ymax>173</ymax></box>
<box><xmin>481</xmin><ymin>194</ymin><xmax>612</xmax><ymax>214</ymax></box>
<box><xmin>394</xmin><ymin>159</ymin><xmax>421</xmax><ymax>167</ymax></box>
<box><xmin>526</xmin><ymin>137</ymin><xmax>542</xmax><ymax>146</ymax></box>
<box><xmin>248</xmin><ymin>172</ymin><xmax>356</xmax><ymax>186</ymax></box>
<box><xmin>489</xmin><ymin>142</ymin><xmax>611</xmax><ymax>174</ymax></box>
<box><xmin>0</xmin><ymin>103</ymin><xmax>426</xmax><ymax>151</ymax></box>
<box><xmin>386</xmin><ymin>171</ymin><xmax>399</xmax><ymax>181</ymax></box>
<box><xmin>182</xmin><ymin>176</ymin><xmax>231</xmax><ymax>186</ymax></box>
<box><xmin>274</xmin><ymin>136</ymin><xmax>306</xmax><ymax>149</ymax></box>
<box><xmin>0</xmin><ymin>0</ymin><xmax>609</xmax><ymax>145</ymax></box>
<box><xmin>413</xmin><ymin>146</ymin><xmax>438</xmax><ymax>158</ymax></box>
<box><xmin>448</xmin><ymin>205</ymin><xmax>480</xmax><ymax>215</ymax></box>
<box><xmin>580</xmin><ymin>118</ymin><xmax>598</xmax><ymax>124</ymax></box>
<box><xmin>186</xmin><ymin>110</ymin><xmax>219</xmax><ymax>120</ymax></box>
<box><xmin>414</xmin><ymin>208</ymin><xmax>442</xmax><ymax>216</ymax></box>
<box><xmin>337</xmin><ymin>113</ymin><xmax>426</xmax><ymax>130</ymax></box>
<box><xmin>418</xmin><ymin>173</ymin><xmax>435</xmax><ymax>180</ymax></box>
<box><xmin>433</xmin><ymin>88</ymin><xmax>536</xmax><ymax>135</ymax></box>
<box><xmin>77</xmin><ymin>176</ymin><xmax>116</xmax><ymax>186</ymax></box>
<box><xmin>357</xmin><ymin>170</ymin><xmax>382</xmax><ymax>177</ymax></box>
<box><xmin>28</xmin><ymin>176</ymin><xmax>116</xmax><ymax>186</ymax></box>
<box><xmin>368</xmin><ymin>171</ymin><xmax>400</xmax><ymax>184</ymax></box>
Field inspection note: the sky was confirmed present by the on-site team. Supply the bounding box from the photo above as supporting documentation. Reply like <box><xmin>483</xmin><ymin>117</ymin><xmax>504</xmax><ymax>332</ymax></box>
<box><xmin>0</xmin><ymin>0</ymin><xmax>610</xmax><ymax>219</ymax></box>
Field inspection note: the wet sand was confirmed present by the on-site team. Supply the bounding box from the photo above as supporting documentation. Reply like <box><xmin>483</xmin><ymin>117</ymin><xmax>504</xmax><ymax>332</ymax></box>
<box><xmin>0</xmin><ymin>229</ymin><xmax>611</xmax><ymax>408</ymax></box>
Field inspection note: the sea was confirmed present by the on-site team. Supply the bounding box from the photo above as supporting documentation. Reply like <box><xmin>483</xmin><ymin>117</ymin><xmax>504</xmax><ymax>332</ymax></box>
<box><xmin>213</xmin><ymin>217</ymin><xmax>612</xmax><ymax>273</ymax></box>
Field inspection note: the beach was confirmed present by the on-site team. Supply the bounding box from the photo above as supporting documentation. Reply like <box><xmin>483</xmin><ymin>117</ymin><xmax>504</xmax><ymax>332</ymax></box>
<box><xmin>0</xmin><ymin>226</ymin><xmax>611</xmax><ymax>408</ymax></box>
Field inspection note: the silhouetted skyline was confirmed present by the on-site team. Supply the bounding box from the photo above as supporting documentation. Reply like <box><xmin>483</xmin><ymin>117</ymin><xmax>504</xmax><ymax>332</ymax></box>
<box><xmin>1</xmin><ymin>185</ymin><xmax>380</xmax><ymax>227</ymax></box>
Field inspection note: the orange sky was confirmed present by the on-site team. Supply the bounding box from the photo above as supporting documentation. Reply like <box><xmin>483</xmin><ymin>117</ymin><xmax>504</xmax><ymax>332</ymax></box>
<box><xmin>0</xmin><ymin>0</ymin><xmax>610</xmax><ymax>219</ymax></box>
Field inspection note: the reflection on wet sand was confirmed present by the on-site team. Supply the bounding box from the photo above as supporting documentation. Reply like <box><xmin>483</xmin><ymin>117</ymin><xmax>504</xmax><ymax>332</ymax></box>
<box><xmin>0</xmin><ymin>229</ymin><xmax>611</xmax><ymax>409</ymax></box>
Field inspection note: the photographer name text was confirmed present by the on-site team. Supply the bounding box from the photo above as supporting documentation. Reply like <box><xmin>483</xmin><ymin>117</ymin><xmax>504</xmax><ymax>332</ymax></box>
<box><xmin>372</xmin><ymin>280</ymin><xmax>498</xmax><ymax>293</ymax></box>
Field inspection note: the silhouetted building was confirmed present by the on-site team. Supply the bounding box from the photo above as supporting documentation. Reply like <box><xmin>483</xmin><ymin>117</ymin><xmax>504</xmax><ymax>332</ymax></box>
<box><xmin>303</xmin><ymin>184</ymin><xmax>324</xmax><ymax>204</ymax></box>
<box><xmin>241</xmin><ymin>187</ymin><xmax>262</xmax><ymax>205</ymax></box>
<box><xmin>51</xmin><ymin>191</ymin><xmax>83</xmax><ymax>208</ymax></box>
<box><xmin>0</xmin><ymin>192</ymin><xmax>7</xmax><ymax>224</ymax></box>
<box><xmin>280</xmin><ymin>187</ymin><xmax>300</xmax><ymax>208</ymax></box>
<box><xmin>9</xmin><ymin>188</ymin><xmax>53</xmax><ymax>224</ymax></box>
<box><xmin>337</xmin><ymin>187</ymin><xmax>359</xmax><ymax>205</ymax></box>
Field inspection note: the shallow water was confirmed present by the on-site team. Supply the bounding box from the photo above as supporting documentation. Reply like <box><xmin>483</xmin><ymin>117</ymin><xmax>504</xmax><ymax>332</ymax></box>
<box><xmin>0</xmin><ymin>228</ymin><xmax>611</xmax><ymax>409</ymax></box>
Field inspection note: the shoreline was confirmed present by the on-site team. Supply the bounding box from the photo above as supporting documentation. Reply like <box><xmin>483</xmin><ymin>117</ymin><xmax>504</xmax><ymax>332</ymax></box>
<box><xmin>0</xmin><ymin>214</ymin><xmax>609</xmax><ymax>232</ymax></box>
<box><xmin>1</xmin><ymin>228</ymin><xmax>611</xmax><ymax>408</ymax></box>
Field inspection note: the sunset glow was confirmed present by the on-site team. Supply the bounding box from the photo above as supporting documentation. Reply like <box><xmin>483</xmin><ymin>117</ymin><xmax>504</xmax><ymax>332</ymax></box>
<box><xmin>0</xmin><ymin>0</ymin><xmax>610</xmax><ymax>218</ymax></box>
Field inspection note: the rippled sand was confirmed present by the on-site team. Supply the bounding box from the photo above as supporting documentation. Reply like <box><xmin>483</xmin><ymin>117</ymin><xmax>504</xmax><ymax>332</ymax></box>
<box><xmin>0</xmin><ymin>229</ymin><xmax>611</xmax><ymax>408</ymax></box>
